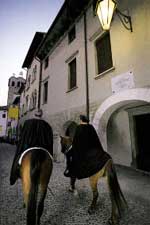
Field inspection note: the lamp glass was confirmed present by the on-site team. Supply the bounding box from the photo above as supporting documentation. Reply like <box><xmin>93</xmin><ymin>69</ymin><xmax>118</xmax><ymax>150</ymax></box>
<box><xmin>96</xmin><ymin>0</ymin><xmax>116</xmax><ymax>30</ymax></box>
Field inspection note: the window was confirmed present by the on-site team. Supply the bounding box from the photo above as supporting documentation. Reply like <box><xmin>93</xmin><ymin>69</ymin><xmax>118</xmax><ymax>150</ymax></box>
<box><xmin>29</xmin><ymin>96</ymin><xmax>33</xmax><ymax>110</ymax></box>
<box><xmin>26</xmin><ymin>95</ymin><xmax>29</xmax><ymax>112</ymax></box>
<box><xmin>26</xmin><ymin>75</ymin><xmax>31</xmax><ymax>90</ymax></box>
<box><xmin>68</xmin><ymin>26</ymin><xmax>76</xmax><ymax>43</ymax></box>
<box><xmin>28</xmin><ymin>75</ymin><xmax>31</xmax><ymax>86</ymax></box>
<box><xmin>43</xmin><ymin>81</ymin><xmax>48</xmax><ymax>104</ymax></box>
<box><xmin>92</xmin><ymin>0</ymin><xmax>97</xmax><ymax>16</ymax></box>
<box><xmin>2</xmin><ymin>114</ymin><xmax>6</xmax><ymax>118</ymax></box>
<box><xmin>22</xmin><ymin>104</ymin><xmax>25</xmax><ymax>115</ymax></box>
<box><xmin>29</xmin><ymin>89</ymin><xmax>37</xmax><ymax>110</ymax></box>
<box><xmin>95</xmin><ymin>32</ymin><xmax>113</xmax><ymax>75</ymax></box>
<box><xmin>68</xmin><ymin>58</ymin><xmax>77</xmax><ymax>90</ymax></box>
<box><xmin>32</xmin><ymin>65</ymin><xmax>37</xmax><ymax>82</ymax></box>
<box><xmin>33</xmin><ymin>89</ymin><xmax>37</xmax><ymax>108</ymax></box>
<box><xmin>12</xmin><ymin>81</ymin><xmax>15</xmax><ymax>87</ymax></box>
<box><xmin>17</xmin><ymin>82</ymin><xmax>20</xmax><ymax>87</ymax></box>
<box><xmin>44</xmin><ymin>56</ymin><xmax>49</xmax><ymax>69</ymax></box>
<box><xmin>7</xmin><ymin>121</ymin><xmax>11</xmax><ymax>126</ymax></box>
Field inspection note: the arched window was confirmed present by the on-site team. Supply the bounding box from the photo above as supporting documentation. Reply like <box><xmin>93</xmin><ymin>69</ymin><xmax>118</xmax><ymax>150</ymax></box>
<box><xmin>17</xmin><ymin>81</ymin><xmax>20</xmax><ymax>87</ymax></box>
<box><xmin>32</xmin><ymin>65</ymin><xmax>37</xmax><ymax>82</ymax></box>
<box><xmin>12</xmin><ymin>81</ymin><xmax>15</xmax><ymax>87</ymax></box>
<box><xmin>34</xmin><ymin>65</ymin><xmax>37</xmax><ymax>80</ymax></box>
<box><xmin>22</xmin><ymin>104</ymin><xmax>25</xmax><ymax>115</ymax></box>
<box><xmin>29</xmin><ymin>96</ymin><xmax>33</xmax><ymax>110</ymax></box>
<box><xmin>26</xmin><ymin>95</ymin><xmax>29</xmax><ymax>112</ymax></box>
<box><xmin>28</xmin><ymin>75</ymin><xmax>31</xmax><ymax>86</ymax></box>
<box><xmin>65</xmin><ymin>121</ymin><xmax>77</xmax><ymax>138</ymax></box>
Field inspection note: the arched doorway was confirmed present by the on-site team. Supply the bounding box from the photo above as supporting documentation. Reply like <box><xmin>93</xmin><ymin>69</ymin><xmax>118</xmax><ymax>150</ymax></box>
<box><xmin>93</xmin><ymin>88</ymin><xmax>150</xmax><ymax>171</ymax></box>
<box><xmin>63</xmin><ymin>121</ymin><xmax>77</xmax><ymax>138</ymax></box>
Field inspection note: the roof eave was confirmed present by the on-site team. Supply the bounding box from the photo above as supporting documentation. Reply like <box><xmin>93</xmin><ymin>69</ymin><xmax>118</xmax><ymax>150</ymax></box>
<box><xmin>37</xmin><ymin>0</ymin><xmax>91</xmax><ymax>60</ymax></box>
<box><xmin>22</xmin><ymin>32</ymin><xmax>46</xmax><ymax>68</ymax></box>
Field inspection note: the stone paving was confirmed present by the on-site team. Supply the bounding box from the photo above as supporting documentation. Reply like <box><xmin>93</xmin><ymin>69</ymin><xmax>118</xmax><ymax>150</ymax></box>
<box><xmin>0</xmin><ymin>143</ymin><xmax>150</xmax><ymax>225</ymax></box>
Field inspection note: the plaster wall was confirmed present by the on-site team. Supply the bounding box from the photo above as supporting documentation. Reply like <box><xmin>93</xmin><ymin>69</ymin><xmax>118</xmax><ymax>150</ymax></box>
<box><xmin>0</xmin><ymin>110</ymin><xmax>7</xmax><ymax>137</ymax></box>
<box><xmin>86</xmin><ymin>0</ymin><xmax>150</xmax><ymax>104</ymax></box>
<box><xmin>20</xmin><ymin>58</ymin><xmax>40</xmax><ymax>117</ymax></box>
<box><xmin>41</xmin><ymin>0</ymin><xmax>150</xmax><ymax>120</ymax></box>
<box><xmin>41</xmin><ymin>17</ymin><xmax>86</xmax><ymax>116</ymax></box>
<box><xmin>107</xmin><ymin>110</ymin><xmax>132</xmax><ymax>166</ymax></box>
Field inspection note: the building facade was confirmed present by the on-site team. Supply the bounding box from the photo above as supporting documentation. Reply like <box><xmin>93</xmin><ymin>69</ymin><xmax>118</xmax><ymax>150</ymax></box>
<box><xmin>0</xmin><ymin>106</ymin><xmax>7</xmax><ymax>140</ymax></box>
<box><xmin>7</xmin><ymin>76</ymin><xmax>25</xmax><ymax>106</ymax></box>
<box><xmin>20</xmin><ymin>0</ymin><xmax>150</xmax><ymax>172</ymax></box>
<box><xmin>19</xmin><ymin>32</ymin><xmax>45</xmax><ymax>123</ymax></box>
<box><xmin>7</xmin><ymin>76</ymin><xmax>25</xmax><ymax>142</ymax></box>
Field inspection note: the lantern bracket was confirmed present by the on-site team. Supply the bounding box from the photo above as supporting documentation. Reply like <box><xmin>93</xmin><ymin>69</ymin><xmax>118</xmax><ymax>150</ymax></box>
<box><xmin>116</xmin><ymin>8</ymin><xmax>133</xmax><ymax>32</ymax></box>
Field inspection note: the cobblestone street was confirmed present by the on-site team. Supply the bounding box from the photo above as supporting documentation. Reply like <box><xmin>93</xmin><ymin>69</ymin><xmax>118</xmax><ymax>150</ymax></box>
<box><xmin>0</xmin><ymin>143</ymin><xmax>150</xmax><ymax>225</ymax></box>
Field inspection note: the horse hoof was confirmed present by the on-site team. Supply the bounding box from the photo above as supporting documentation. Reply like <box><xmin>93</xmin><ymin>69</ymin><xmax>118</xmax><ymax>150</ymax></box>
<box><xmin>73</xmin><ymin>189</ymin><xmax>78</xmax><ymax>196</ymax></box>
<box><xmin>88</xmin><ymin>207</ymin><xmax>95</xmax><ymax>214</ymax></box>
<box><xmin>68</xmin><ymin>188</ymin><xmax>78</xmax><ymax>196</ymax></box>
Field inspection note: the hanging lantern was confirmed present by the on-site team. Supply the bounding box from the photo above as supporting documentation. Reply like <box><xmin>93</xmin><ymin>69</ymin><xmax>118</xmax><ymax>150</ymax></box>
<box><xmin>96</xmin><ymin>0</ymin><xmax>117</xmax><ymax>30</ymax></box>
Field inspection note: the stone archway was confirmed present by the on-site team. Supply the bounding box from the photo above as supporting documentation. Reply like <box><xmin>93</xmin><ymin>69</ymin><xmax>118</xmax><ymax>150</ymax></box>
<box><xmin>63</xmin><ymin>120</ymin><xmax>77</xmax><ymax>138</ymax></box>
<box><xmin>92</xmin><ymin>88</ymin><xmax>150</xmax><ymax>151</ymax></box>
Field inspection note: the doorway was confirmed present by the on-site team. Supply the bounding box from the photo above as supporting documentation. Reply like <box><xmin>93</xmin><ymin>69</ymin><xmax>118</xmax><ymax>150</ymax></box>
<box><xmin>134</xmin><ymin>114</ymin><xmax>150</xmax><ymax>172</ymax></box>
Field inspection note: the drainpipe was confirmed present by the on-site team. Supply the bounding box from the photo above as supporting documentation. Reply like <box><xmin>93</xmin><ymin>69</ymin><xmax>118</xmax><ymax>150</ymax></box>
<box><xmin>83</xmin><ymin>11</ymin><xmax>90</xmax><ymax>120</ymax></box>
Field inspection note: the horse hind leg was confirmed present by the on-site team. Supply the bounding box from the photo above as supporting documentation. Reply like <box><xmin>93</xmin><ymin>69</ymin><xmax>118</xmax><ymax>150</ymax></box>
<box><xmin>20</xmin><ymin>155</ymin><xmax>31</xmax><ymax>208</ymax></box>
<box><xmin>21</xmin><ymin>173</ymin><xmax>30</xmax><ymax>209</ymax></box>
<box><xmin>37</xmin><ymin>187</ymin><xmax>47</xmax><ymax>225</ymax></box>
<box><xmin>37</xmin><ymin>158</ymin><xmax>53</xmax><ymax>225</ymax></box>
<box><xmin>27</xmin><ymin>168</ymin><xmax>39</xmax><ymax>225</ymax></box>
<box><xmin>21</xmin><ymin>153</ymin><xmax>38</xmax><ymax>225</ymax></box>
<box><xmin>88</xmin><ymin>173</ymin><xmax>99</xmax><ymax>214</ymax></box>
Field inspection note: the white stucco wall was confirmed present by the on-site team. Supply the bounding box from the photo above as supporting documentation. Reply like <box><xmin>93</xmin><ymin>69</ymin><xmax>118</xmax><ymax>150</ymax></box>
<box><xmin>86</xmin><ymin>0</ymin><xmax>150</xmax><ymax>105</ymax></box>
<box><xmin>107</xmin><ymin>110</ymin><xmax>132</xmax><ymax>166</ymax></box>
<box><xmin>19</xmin><ymin>0</ymin><xmax>150</xmax><ymax>164</ymax></box>
<box><xmin>41</xmin><ymin>0</ymin><xmax>150</xmax><ymax>119</ymax></box>
<box><xmin>41</xmin><ymin>17</ymin><xmax>87</xmax><ymax>115</ymax></box>
<box><xmin>93</xmin><ymin>88</ymin><xmax>150</xmax><ymax>151</ymax></box>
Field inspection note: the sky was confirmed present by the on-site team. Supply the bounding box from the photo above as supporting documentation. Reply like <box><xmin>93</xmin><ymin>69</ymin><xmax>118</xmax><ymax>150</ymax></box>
<box><xmin>0</xmin><ymin>0</ymin><xmax>64</xmax><ymax>106</ymax></box>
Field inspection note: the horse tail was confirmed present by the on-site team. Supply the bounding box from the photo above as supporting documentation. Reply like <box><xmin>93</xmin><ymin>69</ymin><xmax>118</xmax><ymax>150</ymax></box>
<box><xmin>27</xmin><ymin>150</ymin><xmax>45</xmax><ymax>225</ymax></box>
<box><xmin>107</xmin><ymin>160</ymin><xmax>128</xmax><ymax>217</ymax></box>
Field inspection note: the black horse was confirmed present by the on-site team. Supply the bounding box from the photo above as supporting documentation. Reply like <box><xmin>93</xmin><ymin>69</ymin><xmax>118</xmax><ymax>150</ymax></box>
<box><xmin>10</xmin><ymin>119</ymin><xmax>53</xmax><ymax>225</ymax></box>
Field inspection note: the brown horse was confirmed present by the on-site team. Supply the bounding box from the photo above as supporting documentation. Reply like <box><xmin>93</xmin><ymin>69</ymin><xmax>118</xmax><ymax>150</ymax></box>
<box><xmin>10</xmin><ymin>119</ymin><xmax>53</xmax><ymax>225</ymax></box>
<box><xmin>60</xmin><ymin>136</ymin><xmax>128</xmax><ymax>225</ymax></box>
<box><xmin>19</xmin><ymin>147</ymin><xmax>53</xmax><ymax>225</ymax></box>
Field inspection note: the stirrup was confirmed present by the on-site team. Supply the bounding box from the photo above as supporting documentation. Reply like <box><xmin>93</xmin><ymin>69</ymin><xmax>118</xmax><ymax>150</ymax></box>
<box><xmin>64</xmin><ymin>169</ymin><xmax>72</xmax><ymax>177</ymax></box>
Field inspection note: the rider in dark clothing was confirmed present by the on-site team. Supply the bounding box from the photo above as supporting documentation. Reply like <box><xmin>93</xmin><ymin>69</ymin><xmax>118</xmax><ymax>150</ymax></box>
<box><xmin>10</xmin><ymin>114</ymin><xmax>53</xmax><ymax>185</ymax></box>
<box><xmin>65</xmin><ymin>115</ymin><xmax>111</xmax><ymax>179</ymax></box>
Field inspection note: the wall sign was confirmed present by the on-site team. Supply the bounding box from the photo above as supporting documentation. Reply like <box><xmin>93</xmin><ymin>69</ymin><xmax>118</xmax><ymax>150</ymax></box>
<box><xmin>111</xmin><ymin>71</ymin><xmax>135</xmax><ymax>94</ymax></box>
